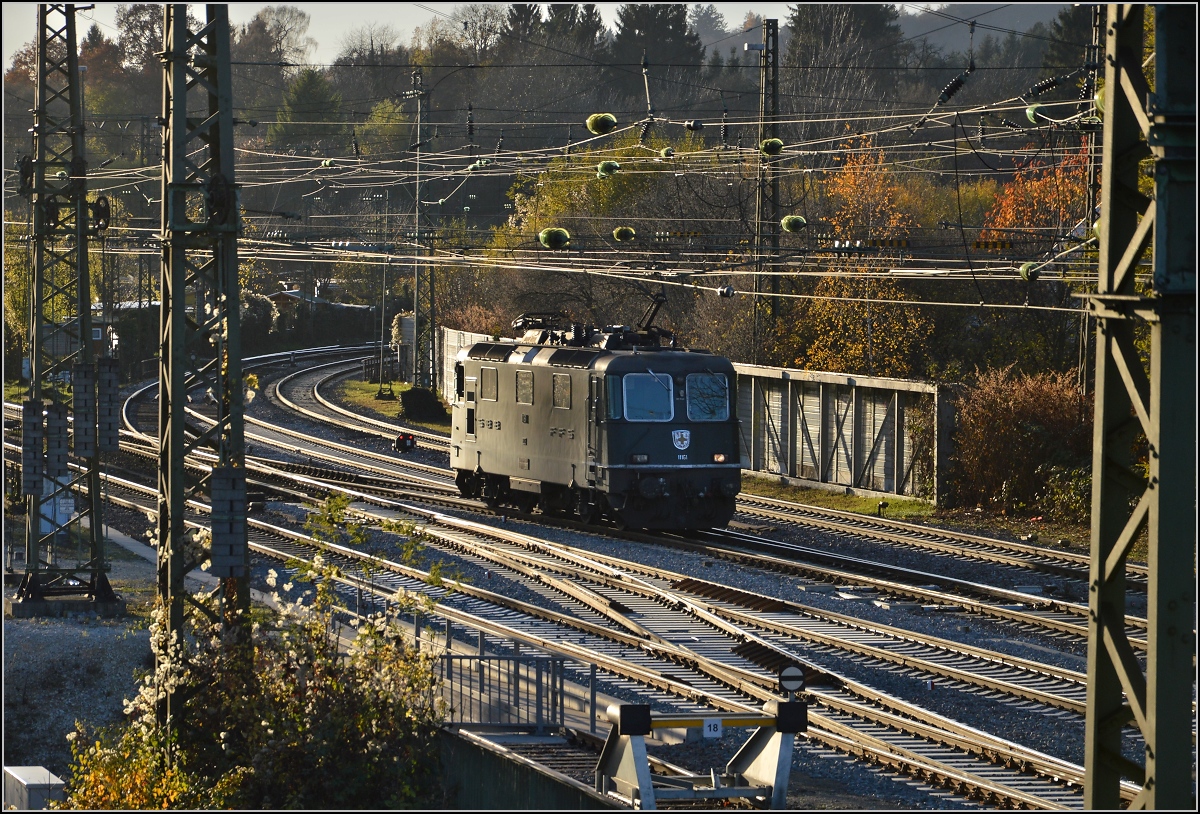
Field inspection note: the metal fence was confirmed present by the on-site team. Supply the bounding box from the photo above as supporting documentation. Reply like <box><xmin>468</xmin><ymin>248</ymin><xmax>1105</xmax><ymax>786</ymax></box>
<box><xmin>734</xmin><ymin>363</ymin><xmax>952</xmax><ymax>502</ymax></box>
<box><xmin>438</xmin><ymin>654</ymin><xmax>568</xmax><ymax>732</ymax></box>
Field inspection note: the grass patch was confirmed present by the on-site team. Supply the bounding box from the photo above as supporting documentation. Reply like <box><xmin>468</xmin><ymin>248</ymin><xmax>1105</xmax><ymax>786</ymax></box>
<box><xmin>335</xmin><ymin>378</ymin><xmax>451</xmax><ymax>434</ymax></box>
<box><xmin>5</xmin><ymin>382</ymin><xmax>26</xmax><ymax>402</ymax></box>
<box><xmin>739</xmin><ymin>475</ymin><xmax>935</xmax><ymax>521</ymax></box>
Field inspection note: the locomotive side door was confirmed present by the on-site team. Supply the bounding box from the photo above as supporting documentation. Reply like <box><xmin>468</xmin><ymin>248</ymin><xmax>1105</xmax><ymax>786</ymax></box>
<box><xmin>587</xmin><ymin>376</ymin><xmax>600</xmax><ymax>484</ymax></box>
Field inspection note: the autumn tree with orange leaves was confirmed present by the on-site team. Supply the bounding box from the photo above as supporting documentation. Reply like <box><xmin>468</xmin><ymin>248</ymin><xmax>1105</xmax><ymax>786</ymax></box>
<box><xmin>793</xmin><ymin>139</ymin><xmax>933</xmax><ymax>378</ymax></box>
<box><xmin>981</xmin><ymin>145</ymin><xmax>1090</xmax><ymax>257</ymax></box>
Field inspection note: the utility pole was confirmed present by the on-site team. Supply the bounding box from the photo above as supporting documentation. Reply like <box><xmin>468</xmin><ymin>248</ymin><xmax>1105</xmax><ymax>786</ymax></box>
<box><xmin>157</xmin><ymin>2</ymin><xmax>247</xmax><ymax>734</ymax></box>
<box><xmin>1082</xmin><ymin>5</ymin><xmax>1195</xmax><ymax>809</ymax></box>
<box><xmin>400</xmin><ymin>69</ymin><xmax>436</xmax><ymax>389</ymax></box>
<box><xmin>14</xmin><ymin>2</ymin><xmax>119</xmax><ymax>612</ymax></box>
<box><xmin>750</xmin><ymin>19</ymin><xmax>778</xmax><ymax>364</ymax></box>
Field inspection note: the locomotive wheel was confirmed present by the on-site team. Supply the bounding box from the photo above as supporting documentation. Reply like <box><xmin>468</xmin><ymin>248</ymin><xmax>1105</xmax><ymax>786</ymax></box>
<box><xmin>574</xmin><ymin>488</ymin><xmax>601</xmax><ymax>525</ymax></box>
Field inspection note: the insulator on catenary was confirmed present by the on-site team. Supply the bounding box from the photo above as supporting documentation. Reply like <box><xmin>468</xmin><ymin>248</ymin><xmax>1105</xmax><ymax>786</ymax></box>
<box><xmin>1027</xmin><ymin>76</ymin><xmax>1062</xmax><ymax>97</ymax></box>
<box><xmin>639</xmin><ymin>120</ymin><xmax>652</xmax><ymax>144</ymax></box>
<box><xmin>781</xmin><ymin>215</ymin><xmax>806</xmax><ymax>232</ymax></box>
<box><xmin>937</xmin><ymin>74</ymin><xmax>966</xmax><ymax>105</ymax></box>
<box><xmin>716</xmin><ymin>285</ymin><xmax>735</xmax><ymax>298</ymax></box>
<box><xmin>613</xmin><ymin>226</ymin><xmax>636</xmax><ymax>242</ymax></box>
<box><xmin>1019</xmin><ymin>262</ymin><xmax>1040</xmax><ymax>282</ymax></box>
<box><xmin>760</xmin><ymin>138</ymin><xmax>784</xmax><ymax>156</ymax></box>
<box><xmin>596</xmin><ymin>160</ymin><xmax>620</xmax><ymax>179</ymax></box>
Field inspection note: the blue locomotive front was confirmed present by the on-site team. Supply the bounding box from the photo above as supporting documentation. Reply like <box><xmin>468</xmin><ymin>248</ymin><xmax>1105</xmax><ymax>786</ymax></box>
<box><xmin>450</xmin><ymin>315</ymin><xmax>741</xmax><ymax>530</ymax></box>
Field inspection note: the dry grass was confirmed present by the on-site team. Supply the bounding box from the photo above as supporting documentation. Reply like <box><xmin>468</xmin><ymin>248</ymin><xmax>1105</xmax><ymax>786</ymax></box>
<box><xmin>335</xmin><ymin>379</ymin><xmax>451</xmax><ymax>434</ymax></box>
<box><xmin>740</xmin><ymin>476</ymin><xmax>935</xmax><ymax>521</ymax></box>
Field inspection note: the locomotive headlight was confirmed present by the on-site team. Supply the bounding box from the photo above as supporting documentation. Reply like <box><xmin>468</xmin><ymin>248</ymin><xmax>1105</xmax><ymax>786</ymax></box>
<box><xmin>630</xmin><ymin>454</ymin><xmax>649</xmax><ymax>464</ymax></box>
<box><xmin>712</xmin><ymin>453</ymin><xmax>727</xmax><ymax>463</ymax></box>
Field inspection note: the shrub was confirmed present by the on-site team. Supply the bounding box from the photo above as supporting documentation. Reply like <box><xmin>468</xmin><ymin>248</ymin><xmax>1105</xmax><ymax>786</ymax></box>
<box><xmin>1038</xmin><ymin>464</ymin><xmax>1092</xmax><ymax>524</ymax></box>
<box><xmin>951</xmin><ymin>366</ymin><xmax>1091</xmax><ymax>515</ymax></box>
<box><xmin>60</xmin><ymin>556</ymin><xmax>446</xmax><ymax>809</ymax></box>
<box><xmin>399</xmin><ymin>387</ymin><xmax>448</xmax><ymax>422</ymax></box>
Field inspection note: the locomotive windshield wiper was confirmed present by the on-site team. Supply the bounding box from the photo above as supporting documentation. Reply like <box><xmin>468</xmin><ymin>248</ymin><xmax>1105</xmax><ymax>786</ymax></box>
<box><xmin>703</xmin><ymin>368</ymin><xmax>728</xmax><ymax>391</ymax></box>
<box><xmin>645</xmin><ymin>368</ymin><xmax>671</xmax><ymax>391</ymax></box>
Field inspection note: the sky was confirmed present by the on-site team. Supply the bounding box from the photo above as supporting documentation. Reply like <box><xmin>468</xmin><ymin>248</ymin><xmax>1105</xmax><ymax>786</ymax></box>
<box><xmin>2</xmin><ymin>2</ymin><xmax>835</xmax><ymax>71</ymax></box>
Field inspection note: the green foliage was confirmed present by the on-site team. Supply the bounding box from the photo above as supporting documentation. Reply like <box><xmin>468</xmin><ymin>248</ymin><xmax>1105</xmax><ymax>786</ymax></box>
<box><xmin>268</xmin><ymin>68</ymin><xmax>343</xmax><ymax>149</ymax></box>
<box><xmin>61</xmin><ymin>555</ymin><xmax>446</xmax><ymax>809</ymax></box>
<box><xmin>305</xmin><ymin>492</ymin><xmax>369</xmax><ymax>550</ymax></box>
<box><xmin>3</xmin><ymin>210</ymin><xmax>32</xmax><ymax>376</ymax></box>
<box><xmin>240</xmin><ymin>291</ymin><xmax>279</xmax><ymax>351</ymax></box>
<box><xmin>359</xmin><ymin>99</ymin><xmax>411</xmax><ymax>156</ymax></box>
<box><xmin>951</xmin><ymin>366</ymin><xmax>1092</xmax><ymax>514</ymax></box>
<box><xmin>1037</xmin><ymin>465</ymin><xmax>1092</xmax><ymax>523</ymax></box>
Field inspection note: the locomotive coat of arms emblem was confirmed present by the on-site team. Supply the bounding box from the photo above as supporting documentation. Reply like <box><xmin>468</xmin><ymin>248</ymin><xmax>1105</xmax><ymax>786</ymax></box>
<box><xmin>672</xmin><ymin>429</ymin><xmax>691</xmax><ymax>450</ymax></box>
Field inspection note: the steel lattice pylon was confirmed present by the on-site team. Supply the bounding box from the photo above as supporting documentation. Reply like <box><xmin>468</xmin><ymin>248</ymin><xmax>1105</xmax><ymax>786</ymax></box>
<box><xmin>1082</xmin><ymin>5</ymin><xmax>1195</xmax><ymax>809</ymax></box>
<box><xmin>15</xmin><ymin>3</ymin><xmax>116</xmax><ymax>607</ymax></box>
<box><xmin>751</xmin><ymin>19</ymin><xmax>779</xmax><ymax>362</ymax></box>
<box><xmin>157</xmin><ymin>3</ymin><xmax>247</xmax><ymax>728</ymax></box>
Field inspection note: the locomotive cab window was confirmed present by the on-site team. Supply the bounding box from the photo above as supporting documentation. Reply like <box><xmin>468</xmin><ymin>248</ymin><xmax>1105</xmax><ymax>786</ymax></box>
<box><xmin>606</xmin><ymin>375</ymin><xmax>622</xmax><ymax>419</ymax></box>
<box><xmin>454</xmin><ymin>363</ymin><xmax>464</xmax><ymax>399</ymax></box>
<box><xmin>686</xmin><ymin>373</ymin><xmax>729</xmax><ymax>421</ymax></box>
<box><xmin>624</xmin><ymin>372</ymin><xmax>673</xmax><ymax>421</ymax></box>
<box><xmin>516</xmin><ymin>370</ymin><xmax>534</xmax><ymax>404</ymax></box>
<box><xmin>552</xmin><ymin>373</ymin><xmax>571</xmax><ymax>409</ymax></box>
<box><xmin>480</xmin><ymin>367</ymin><xmax>498</xmax><ymax>401</ymax></box>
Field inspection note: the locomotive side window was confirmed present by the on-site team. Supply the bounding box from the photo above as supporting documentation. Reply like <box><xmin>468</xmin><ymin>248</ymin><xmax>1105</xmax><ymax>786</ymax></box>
<box><xmin>480</xmin><ymin>367</ymin><xmax>498</xmax><ymax>401</ymax></box>
<box><xmin>552</xmin><ymin>373</ymin><xmax>571</xmax><ymax>409</ymax></box>
<box><xmin>455</xmin><ymin>363</ymin><xmax>464</xmax><ymax>399</ymax></box>
<box><xmin>685</xmin><ymin>373</ymin><xmax>729</xmax><ymax>421</ymax></box>
<box><xmin>624</xmin><ymin>372</ymin><xmax>673</xmax><ymax>421</ymax></box>
<box><xmin>516</xmin><ymin>370</ymin><xmax>534</xmax><ymax>404</ymax></box>
<box><xmin>606</xmin><ymin>375</ymin><xmax>622</xmax><ymax>419</ymax></box>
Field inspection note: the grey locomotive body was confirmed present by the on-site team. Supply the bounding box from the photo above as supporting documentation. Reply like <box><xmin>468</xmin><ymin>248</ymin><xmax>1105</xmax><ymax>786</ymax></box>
<box><xmin>449</xmin><ymin>316</ymin><xmax>740</xmax><ymax>530</ymax></box>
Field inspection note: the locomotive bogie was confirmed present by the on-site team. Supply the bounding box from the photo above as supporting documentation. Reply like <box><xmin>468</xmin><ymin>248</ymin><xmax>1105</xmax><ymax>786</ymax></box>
<box><xmin>450</xmin><ymin>330</ymin><xmax>741</xmax><ymax>530</ymax></box>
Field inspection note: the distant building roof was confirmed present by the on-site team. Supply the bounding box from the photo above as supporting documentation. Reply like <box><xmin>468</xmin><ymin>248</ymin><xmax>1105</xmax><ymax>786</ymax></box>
<box><xmin>268</xmin><ymin>290</ymin><xmax>371</xmax><ymax>311</ymax></box>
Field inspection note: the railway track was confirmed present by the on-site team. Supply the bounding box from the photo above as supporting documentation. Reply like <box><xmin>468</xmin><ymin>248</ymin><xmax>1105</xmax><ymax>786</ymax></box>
<box><xmin>262</xmin><ymin>367</ymin><xmax>1154</xmax><ymax>612</ymax></box>
<box><xmin>272</xmin><ymin>361</ymin><xmax>450</xmax><ymax>451</ymax></box>
<box><xmin>91</xmin><ymin>366</ymin><xmax>1161</xmax><ymax>661</ymax></box>
<box><xmin>735</xmin><ymin>492</ymin><xmax>1149</xmax><ymax>590</ymax></box>
<box><xmin>83</xmin><ymin>461</ymin><xmax>1135</xmax><ymax>809</ymax></box>
<box><xmin>13</xmin><ymin>356</ymin><xmax>1165</xmax><ymax>807</ymax></box>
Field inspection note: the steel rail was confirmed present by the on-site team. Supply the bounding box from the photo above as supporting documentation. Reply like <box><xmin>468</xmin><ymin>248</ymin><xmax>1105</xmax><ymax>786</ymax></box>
<box><xmin>736</xmin><ymin>492</ymin><xmax>1149</xmax><ymax>586</ymax></box>
<box><xmin>640</xmin><ymin>528</ymin><xmax>1150</xmax><ymax>650</ymax></box>
<box><xmin>271</xmin><ymin>361</ymin><xmax>448</xmax><ymax>449</ymax></box>
<box><xmin>77</xmin><ymin>462</ymin><xmax>1134</xmax><ymax>807</ymax></box>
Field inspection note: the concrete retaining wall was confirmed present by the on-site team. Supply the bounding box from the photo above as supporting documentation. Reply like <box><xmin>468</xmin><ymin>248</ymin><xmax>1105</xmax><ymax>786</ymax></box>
<box><xmin>439</xmin><ymin>730</ymin><xmax>619</xmax><ymax>809</ymax></box>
